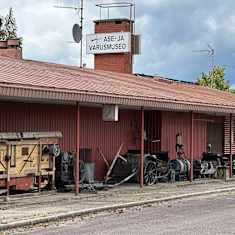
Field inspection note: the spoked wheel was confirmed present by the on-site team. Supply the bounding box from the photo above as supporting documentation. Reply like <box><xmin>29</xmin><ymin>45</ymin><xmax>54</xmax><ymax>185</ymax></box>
<box><xmin>144</xmin><ymin>160</ymin><xmax>157</xmax><ymax>186</ymax></box>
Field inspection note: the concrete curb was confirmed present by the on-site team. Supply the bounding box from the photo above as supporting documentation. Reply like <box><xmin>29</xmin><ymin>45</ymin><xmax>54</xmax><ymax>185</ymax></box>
<box><xmin>1</xmin><ymin>186</ymin><xmax>235</xmax><ymax>231</ymax></box>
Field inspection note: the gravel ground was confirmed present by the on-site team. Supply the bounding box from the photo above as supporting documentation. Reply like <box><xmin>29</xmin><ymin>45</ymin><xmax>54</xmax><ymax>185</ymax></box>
<box><xmin>6</xmin><ymin>192</ymin><xmax>235</xmax><ymax>235</ymax></box>
<box><xmin>1</xmin><ymin>180</ymin><xmax>235</xmax><ymax>233</ymax></box>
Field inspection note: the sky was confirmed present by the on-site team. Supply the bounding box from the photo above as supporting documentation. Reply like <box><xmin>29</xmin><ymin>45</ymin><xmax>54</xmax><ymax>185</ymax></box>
<box><xmin>1</xmin><ymin>0</ymin><xmax>235</xmax><ymax>86</ymax></box>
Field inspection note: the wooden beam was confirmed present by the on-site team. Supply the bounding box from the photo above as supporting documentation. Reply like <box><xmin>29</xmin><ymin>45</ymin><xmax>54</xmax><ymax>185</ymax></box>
<box><xmin>190</xmin><ymin>112</ymin><xmax>194</xmax><ymax>181</ymax></box>
<box><xmin>97</xmin><ymin>147</ymin><xmax>110</xmax><ymax>168</ymax></box>
<box><xmin>75</xmin><ymin>103</ymin><xmax>80</xmax><ymax>195</ymax></box>
<box><xmin>140</xmin><ymin>107</ymin><xmax>144</xmax><ymax>188</ymax></box>
<box><xmin>105</xmin><ymin>143</ymin><xmax>124</xmax><ymax>182</ymax></box>
<box><xmin>6</xmin><ymin>144</ymin><xmax>10</xmax><ymax>199</ymax></box>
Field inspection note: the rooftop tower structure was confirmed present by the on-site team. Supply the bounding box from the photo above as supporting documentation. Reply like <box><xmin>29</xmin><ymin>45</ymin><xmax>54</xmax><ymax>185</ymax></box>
<box><xmin>86</xmin><ymin>2</ymin><xmax>140</xmax><ymax>74</ymax></box>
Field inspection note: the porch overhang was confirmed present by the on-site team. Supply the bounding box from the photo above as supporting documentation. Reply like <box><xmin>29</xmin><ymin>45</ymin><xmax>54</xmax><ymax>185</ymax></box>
<box><xmin>1</xmin><ymin>84</ymin><xmax>235</xmax><ymax>114</ymax></box>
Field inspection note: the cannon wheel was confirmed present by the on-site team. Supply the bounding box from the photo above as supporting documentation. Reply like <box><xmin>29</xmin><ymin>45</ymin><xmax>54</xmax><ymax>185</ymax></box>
<box><xmin>144</xmin><ymin>160</ymin><xmax>157</xmax><ymax>186</ymax></box>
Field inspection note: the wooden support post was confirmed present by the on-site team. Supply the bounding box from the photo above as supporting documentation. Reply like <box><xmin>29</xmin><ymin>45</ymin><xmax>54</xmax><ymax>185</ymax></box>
<box><xmin>190</xmin><ymin>112</ymin><xmax>194</xmax><ymax>182</ymax></box>
<box><xmin>6</xmin><ymin>144</ymin><xmax>10</xmax><ymax>200</ymax></box>
<box><xmin>38</xmin><ymin>142</ymin><xmax>42</xmax><ymax>192</ymax></box>
<box><xmin>140</xmin><ymin>107</ymin><xmax>144</xmax><ymax>188</ymax></box>
<box><xmin>75</xmin><ymin>102</ymin><xmax>80</xmax><ymax>195</ymax></box>
<box><xmin>230</xmin><ymin>113</ymin><xmax>233</xmax><ymax>178</ymax></box>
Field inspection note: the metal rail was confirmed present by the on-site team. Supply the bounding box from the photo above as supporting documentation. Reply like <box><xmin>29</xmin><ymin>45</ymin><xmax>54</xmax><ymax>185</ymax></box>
<box><xmin>96</xmin><ymin>1</ymin><xmax>135</xmax><ymax>22</ymax></box>
<box><xmin>96</xmin><ymin>2</ymin><xmax>134</xmax><ymax>8</ymax></box>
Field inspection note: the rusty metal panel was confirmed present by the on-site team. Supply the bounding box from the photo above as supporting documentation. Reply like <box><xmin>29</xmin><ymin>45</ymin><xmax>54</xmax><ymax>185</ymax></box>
<box><xmin>193</xmin><ymin>119</ymin><xmax>207</xmax><ymax>158</ymax></box>
<box><xmin>0</xmin><ymin>101</ymin><xmax>76</xmax><ymax>152</ymax></box>
<box><xmin>207</xmin><ymin>121</ymin><xmax>224</xmax><ymax>153</ymax></box>
<box><xmin>144</xmin><ymin>111</ymin><xmax>161</xmax><ymax>153</ymax></box>
<box><xmin>80</xmin><ymin>107</ymin><xmax>140</xmax><ymax>180</ymax></box>
<box><xmin>161</xmin><ymin>111</ymin><xmax>207</xmax><ymax>160</ymax></box>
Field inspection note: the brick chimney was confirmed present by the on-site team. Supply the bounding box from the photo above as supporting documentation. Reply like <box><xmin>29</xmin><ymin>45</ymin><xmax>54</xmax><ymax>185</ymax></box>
<box><xmin>0</xmin><ymin>38</ymin><xmax>22</xmax><ymax>59</ymax></box>
<box><xmin>94</xmin><ymin>18</ymin><xmax>134</xmax><ymax>74</ymax></box>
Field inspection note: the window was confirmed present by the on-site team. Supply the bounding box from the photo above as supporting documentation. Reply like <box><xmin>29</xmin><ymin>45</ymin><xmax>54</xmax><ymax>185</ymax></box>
<box><xmin>22</xmin><ymin>147</ymin><xmax>29</xmax><ymax>156</ymax></box>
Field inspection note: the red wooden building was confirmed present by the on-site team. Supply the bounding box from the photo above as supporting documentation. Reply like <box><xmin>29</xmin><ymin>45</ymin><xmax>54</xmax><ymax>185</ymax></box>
<box><xmin>0</xmin><ymin>18</ymin><xmax>235</xmax><ymax>193</ymax></box>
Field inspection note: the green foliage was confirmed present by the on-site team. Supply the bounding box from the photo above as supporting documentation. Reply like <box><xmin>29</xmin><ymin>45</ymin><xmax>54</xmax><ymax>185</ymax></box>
<box><xmin>0</xmin><ymin>15</ymin><xmax>6</xmax><ymax>40</ymax></box>
<box><xmin>0</xmin><ymin>7</ymin><xmax>17</xmax><ymax>40</ymax></box>
<box><xmin>196</xmin><ymin>65</ymin><xmax>230</xmax><ymax>91</ymax></box>
<box><xmin>4</xmin><ymin>7</ymin><xmax>17</xmax><ymax>39</ymax></box>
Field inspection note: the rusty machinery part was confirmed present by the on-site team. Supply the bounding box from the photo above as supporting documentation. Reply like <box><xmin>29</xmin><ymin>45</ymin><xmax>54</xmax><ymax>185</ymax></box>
<box><xmin>42</xmin><ymin>144</ymin><xmax>61</xmax><ymax>157</ymax></box>
<box><xmin>201</xmin><ymin>153</ymin><xmax>227</xmax><ymax>172</ymax></box>
<box><xmin>144</xmin><ymin>153</ymin><xmax>174</xmax><ymax>185</ymax></box>
<box><xmin>55</xmin><ymin>150</ymin><xmax>96</xmax><ymax>190</ymax></box>
<box><xmin>168</xmin><ymin>159</ymin><xmax>190</xmax><ymax>176</ymax></box>
<box><xmin>200</xmin><ymin>161</ymin><xmax>216</xmax><ymax>176</ymax></box>
<box><xmin>193</xmin><ymin>152</ymin><xmax>230</xmax><ymax>179</ymax></box>
<box><xmin>144</xmin><ymin>159</ymin><xmax>157</xmax><ymax>186</ymax></box>
<box><xmin>50</xmin><ymin>144</ymin><xmax>61</xmax><ymax>157</ymax></box>
<box><xmin>55</xmin><ymin>152</ymin><xmax>74</xmax><ymax>188</ymax></box>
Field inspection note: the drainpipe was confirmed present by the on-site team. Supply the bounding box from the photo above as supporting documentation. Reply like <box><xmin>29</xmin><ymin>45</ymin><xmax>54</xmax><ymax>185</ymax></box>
<box><xmin>190</xmin><ymin>112</ymin><xmax>194</xmax><ymax>181</ymax></box>
<box><xmin>75</xmin><ymin>103</ymin><xmax>80</xmax><ymax>195</ymax></box>
<box><xmin>140</xmin><ymin>107</ymin><xmax>144</xmax><ymax>188</ymax></box>
<box><xmin>230</xmin><ymin>113</ymin><xmax>233</xmax><ymax>178</ymax></box>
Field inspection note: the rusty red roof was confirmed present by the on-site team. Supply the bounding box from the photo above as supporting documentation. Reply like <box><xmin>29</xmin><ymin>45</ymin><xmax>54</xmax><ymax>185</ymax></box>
<box><xmin>0</xmin><ymin>56</ymin><xmax>235</xmax><ymax>114</ymax></box>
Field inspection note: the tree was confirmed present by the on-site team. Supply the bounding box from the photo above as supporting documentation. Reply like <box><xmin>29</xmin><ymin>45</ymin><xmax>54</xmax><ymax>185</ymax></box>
<box><xmin>196</xmin><ymin>65</ymin><xmax>230</xmax><ymax>91</ymax></box>
<box><xmin>0</xmin><ymin>15</ymin><xmax>6</xmax><ymax>40</ymax></box>
<box><xmin>4</xmin><ymin>7</ymin><xmax>17</xmax><ymax>39</ymax></box>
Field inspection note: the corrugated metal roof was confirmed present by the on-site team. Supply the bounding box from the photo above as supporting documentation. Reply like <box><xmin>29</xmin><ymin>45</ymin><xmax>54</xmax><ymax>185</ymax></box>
<box><xmin>0</xmin><ymin>56</ymin><xmax>235</xmax><ymax>113</ymax></box>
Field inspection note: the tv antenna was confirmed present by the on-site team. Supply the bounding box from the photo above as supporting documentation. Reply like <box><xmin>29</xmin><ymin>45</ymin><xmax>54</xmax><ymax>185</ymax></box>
<box><xmin>193</xmin><ymin>44</ymin><xmax>215</xmax><ymax>68</ymax></box>
<box><xmin>54</xmin><ymin>0</ymin><xmax>84</xmax><ymax>68</ymax></box>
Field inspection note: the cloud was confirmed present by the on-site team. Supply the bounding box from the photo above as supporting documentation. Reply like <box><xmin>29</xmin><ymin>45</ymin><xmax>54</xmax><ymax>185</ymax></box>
<box><xmin>134</xmin><ymin>0</ymin><xmax>235</xmax><ymax>82</ymax></box>
<box><xmin>1</xmin><ymin>0</ymin><xmax>235</xmax><ymax>84</ymax></box>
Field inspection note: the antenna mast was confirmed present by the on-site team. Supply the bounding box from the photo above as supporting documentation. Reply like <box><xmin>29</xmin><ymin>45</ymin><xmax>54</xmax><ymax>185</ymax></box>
<box><xmin>79</xmin><ymin>0</ymin><xmax>83</xmax><ymax>68</ymax></box>
<box><xmin>54</xmin><ymin>0</ymin><xmax>84</xmax><ymax>68</ymax></box>
<box><xmin>193</xmin><ymin>44</ymin><xmax>215</xmax><ymax>69</ymax></box>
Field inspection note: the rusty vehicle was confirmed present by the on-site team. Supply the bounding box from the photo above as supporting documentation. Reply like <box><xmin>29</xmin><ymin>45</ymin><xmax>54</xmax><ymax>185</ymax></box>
<box><xmin>193</xmin><ymin>152</ymin><xmax>229</xmax><ymax>179</ymax></box>
<box><xmin>0</xmin><ymin>132</ymin><xmax>62</xmax><ymax>193</ymax></box>
<box><xmin>105</xmin><ymin>150</ymin><xmax>190</xmax><ymax>186</ymax></box>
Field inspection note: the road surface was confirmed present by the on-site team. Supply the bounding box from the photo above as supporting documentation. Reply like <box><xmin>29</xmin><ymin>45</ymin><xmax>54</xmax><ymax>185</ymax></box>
<box><xmin>12</xmin><ymin>193</ymin><xmax>235</xmax><ymax>235</ymax></box>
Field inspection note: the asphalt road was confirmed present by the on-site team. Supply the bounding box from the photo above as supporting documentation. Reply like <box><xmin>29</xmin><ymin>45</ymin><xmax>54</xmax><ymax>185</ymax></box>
<box><xmin>13</xmin><ymin>193</ymin><xmax>235</xmax><ymax>235</ymax></box>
